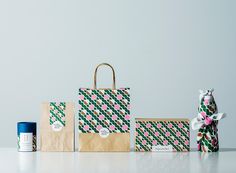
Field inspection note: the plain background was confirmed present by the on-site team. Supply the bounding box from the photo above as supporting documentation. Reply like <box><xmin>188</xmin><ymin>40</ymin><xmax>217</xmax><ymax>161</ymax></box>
<box><xmin>0</xmin><ymin>0</ymin><xmax>235</xmax><ymax>149</ymax></box>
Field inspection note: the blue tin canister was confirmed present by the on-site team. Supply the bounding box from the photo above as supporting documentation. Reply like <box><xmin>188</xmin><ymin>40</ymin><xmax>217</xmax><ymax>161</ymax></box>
<box><xmin>17</xmin><ymin>122</ymin><xmax>37</xmax><ymax>152</ymax></box>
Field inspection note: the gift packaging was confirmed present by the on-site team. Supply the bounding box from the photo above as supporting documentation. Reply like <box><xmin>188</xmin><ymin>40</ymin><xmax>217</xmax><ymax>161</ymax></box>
<box><xmin>135</xmin><ymin>118</ymin><xmax>190</xmax><ymax>152</ymax></box>
<box><xmin>191</xmin><ymin>89</ymin><xmax>226</xmax><ymax>152</ymax></box>
<box><xmin>78</xmin><ymin>63</ymin><xmax>130</xmax><ymax>151</ymax></box>
<box><xmin>40</xmin><ymin>102</ymin><xmax>75</xmax><ymax>151</ymax></box>
<box><xmin>17</xmin><ymin>122</ymin><xmax>37</xmax><ymax>152</ymax></box>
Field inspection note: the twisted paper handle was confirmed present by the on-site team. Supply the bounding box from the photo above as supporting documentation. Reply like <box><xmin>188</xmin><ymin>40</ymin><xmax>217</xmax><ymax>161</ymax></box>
<box><xmin>93</xmin><ymin>63</ymin><xmax>116</xmax><ymax>90</ymax></box>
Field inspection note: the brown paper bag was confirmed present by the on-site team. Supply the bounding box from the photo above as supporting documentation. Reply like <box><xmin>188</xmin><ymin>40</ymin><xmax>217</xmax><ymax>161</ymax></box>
<box><xmin>78</xmin><ymin>63</ymin><xmax>130</xmax><ymax>151</ymax></box>
<box><xmin>40</xmin><ymin>102</ymin><xmax>74</xmax><ymax>151</ymax></box>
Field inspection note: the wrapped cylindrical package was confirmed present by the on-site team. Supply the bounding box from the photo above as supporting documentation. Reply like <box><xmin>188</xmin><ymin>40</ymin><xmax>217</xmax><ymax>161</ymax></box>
<box><xmin>191</xmin><ymin>89</ymin><xmax>226</xmax><ymax>152</ymax></box>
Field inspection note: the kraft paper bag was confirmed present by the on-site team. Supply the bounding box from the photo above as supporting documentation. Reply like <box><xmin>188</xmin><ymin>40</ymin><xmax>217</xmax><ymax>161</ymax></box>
<box><xmin>78</xmin><ymin>63</ymin><xmax>130</xmax><ymax>151</ymax></box>
<box><xmin>40</xmin><ymin>102</ymin><xmax>74</xmax><ymax>151</ymax></box>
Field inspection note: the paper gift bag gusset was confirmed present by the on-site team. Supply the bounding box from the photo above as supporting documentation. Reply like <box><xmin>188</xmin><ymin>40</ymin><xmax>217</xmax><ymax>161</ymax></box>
<box><xmin>135</xmin><ymin>118</ymin><xmax>190</xmax><ymax>152</ymax></box>
<box><xmin>78</xmin><ymin>63</ymin><xmax>130</xmax><ymax>151</ymax></box>
<box><xmin>40</xmin><ymin>102</ymin><xmax>74</xmax><ymax>151</ymax></box>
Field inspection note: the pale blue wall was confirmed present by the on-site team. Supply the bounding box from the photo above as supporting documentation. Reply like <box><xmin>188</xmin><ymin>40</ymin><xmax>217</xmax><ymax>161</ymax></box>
<box><xmin>0</xmin><ymin>0</ymin><xmax>235</xmax><ymax>148</ymax></box>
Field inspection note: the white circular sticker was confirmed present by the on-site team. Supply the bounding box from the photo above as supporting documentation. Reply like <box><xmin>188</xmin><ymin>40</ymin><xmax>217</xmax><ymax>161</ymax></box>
<box><xmin>52</xmin><ymin>121</ymin><xmax>63</xmax><ymax>131</ymax></box>
<box><xmin>99</xmin><ymin>128</ymin><xmax>110</xmax><ymax>138</ymax></box>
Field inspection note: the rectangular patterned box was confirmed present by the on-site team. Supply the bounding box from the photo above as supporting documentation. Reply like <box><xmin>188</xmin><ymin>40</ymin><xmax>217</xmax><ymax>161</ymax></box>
<box><xmin>135</xmin><ymin>118</ymin><xmax>190</xmax><ymax>152</ymax></box>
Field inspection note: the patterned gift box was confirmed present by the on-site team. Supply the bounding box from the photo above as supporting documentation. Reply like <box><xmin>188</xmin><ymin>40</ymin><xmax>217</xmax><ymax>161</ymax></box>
<box><xmin>135</xmin><ymin>118</ymin><xmax>190</xmax><ymax>152</ymax></box>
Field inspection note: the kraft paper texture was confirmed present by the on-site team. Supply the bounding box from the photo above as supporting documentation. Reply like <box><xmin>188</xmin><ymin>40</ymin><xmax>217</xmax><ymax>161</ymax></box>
<box><xmin>40</xmin><ymin>102</ymin><xmax>74</xmax><ymax>152</ymax></box>
<box><xmin>79</xmin><ymin>133</ymin><xmax>130</xmax><ymax>152</ymax></box>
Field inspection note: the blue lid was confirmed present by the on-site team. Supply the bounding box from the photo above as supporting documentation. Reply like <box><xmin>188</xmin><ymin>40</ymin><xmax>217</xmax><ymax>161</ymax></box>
<box><xmin>17</xmin><ymin>122</ymin><xmax>37</xmax><ymax>135</ymax></box>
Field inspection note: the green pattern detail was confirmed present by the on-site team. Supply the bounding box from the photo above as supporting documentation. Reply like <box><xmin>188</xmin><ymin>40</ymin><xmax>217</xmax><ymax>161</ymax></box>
<box><xmin>135</xmin><ymin>120</ymin><xmax>190</xmax><ymax>152</ymax></box>
<box><xmin>93</xmin><ymin>90</ymin><xmax>129</xmax><ymax>128</ymax></box>
<box><xmin>49</xmin><ymin>102</ymin><xmax>66</xmax><ymax>126</ymax></box>
<box><xmin>78</xmin><ymin>88</ymin><xmax>130</xmax><ymax>133</ymax></box>
<box><xmin>138</xmin><ymin>123</ymin><xmax>168</xmax><ymax>150</ymax></box>
<box><xmin>79</xmin><ymin>99</ymin><xmax>109</xmax><ymax>132</ymax></box>
<box><xmin>136</xmin><ymin>137</ymin><xmax>149</xmax><ymax>151</ymax></box>
<box><xmin>136</xmin><ymin>126</ymin><xmax>154</xmax><ymax>148</ymax></box>
<box><xmin>79</xmin><ymin>90</ymin><xmax>123</xmax><ymax>132</ymax></box>
<box><xmin>105</xmin><ymin>90</ymin><xmax>129</xmax><ymax>113</ymax></box>
<box><xmin>152</xmin><ymin>122</ymin><xmax>181</xmax><ymax>151</ymax></box>
<box><xmin>160</xmin><ymin>122</ymin><xmax>188</xmax><ymax>151</ymax></box>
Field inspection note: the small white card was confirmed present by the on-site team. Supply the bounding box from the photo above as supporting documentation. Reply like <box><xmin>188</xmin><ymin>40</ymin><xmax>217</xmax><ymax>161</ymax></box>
<box><xmin>152</xmin><ymin>145</ymin><xmax>173</xmax><ymax>152</ymax></box>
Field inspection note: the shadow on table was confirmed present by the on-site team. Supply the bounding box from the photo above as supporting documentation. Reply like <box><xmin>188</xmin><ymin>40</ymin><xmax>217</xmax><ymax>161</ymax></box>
<box><xmin>190</xmin><ymin>148</ymin><xmax>236</xmax><ymax>152</ymax></box>
<box><xmin>18</xmin><ymin>152</ymin><xmax>37</xmax><ymax>173</ymax></box>
<box><xmin>77</xmin><ymin>151</ymin><xmax>132</xmax><ymax>172</ymax></box>
<box><xmin>219</xmin><ymin>148</ymin><xmax>236</xmax><ymax>152</ymax></box>
<box><xmin>135</xmin><ymin>152</ymin><xmax>190</xmax><ymax>173</ymax></box>
<box><xmin>197</xmin><ymin>151</ymin><xmax>220</xmax><ymax>173</ymax></box>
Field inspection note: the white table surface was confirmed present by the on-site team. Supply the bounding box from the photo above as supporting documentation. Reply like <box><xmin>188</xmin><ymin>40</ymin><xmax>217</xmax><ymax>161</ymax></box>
<box><xmin>0</xmin><ymin>148</ymin><xmax>236</xmax><ymax>173</ymax></box>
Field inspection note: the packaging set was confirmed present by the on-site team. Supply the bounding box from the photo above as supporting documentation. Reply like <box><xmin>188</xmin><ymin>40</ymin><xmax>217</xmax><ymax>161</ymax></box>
<box><xmin>17</xmin><ymin>63</ymin><xmax>226</xmax><ymax>152</ymax></box>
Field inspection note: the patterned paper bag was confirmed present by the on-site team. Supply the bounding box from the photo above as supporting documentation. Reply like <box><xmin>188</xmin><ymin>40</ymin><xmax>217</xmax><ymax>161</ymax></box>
<box><xmin>78</xmin><ymin>63</ymin><xmax>130</xmax><ymax>151</ymax></box>
<box><xmin>135</xmin><ymin>118</ymin><xmax>190</xmax><ymax>152</ymax></box>
<box><xmin>40</xmin><ymin>102</ymin><xmax>74</xmax><ymax>151</ymax></box>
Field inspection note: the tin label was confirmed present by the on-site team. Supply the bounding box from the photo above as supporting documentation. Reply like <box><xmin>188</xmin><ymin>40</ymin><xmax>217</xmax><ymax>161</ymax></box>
<box><xmin>19</xmin><ymin>133</ymin><xmax>33</xmax><ymax>151</ymax></box>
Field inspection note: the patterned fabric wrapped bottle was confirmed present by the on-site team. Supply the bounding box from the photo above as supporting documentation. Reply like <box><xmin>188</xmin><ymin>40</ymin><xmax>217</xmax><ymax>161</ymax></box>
<box><xmin>191</xmin><ymin>89</ymin><xmax>226</xmax><ymax>152</ymax></box>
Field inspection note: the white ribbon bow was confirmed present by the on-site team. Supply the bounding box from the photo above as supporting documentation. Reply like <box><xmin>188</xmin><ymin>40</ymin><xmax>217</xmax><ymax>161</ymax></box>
<box><xmin>191</xmin><ymin>113</ymin><xmax>226</xmax><ymax>130</ymax></box>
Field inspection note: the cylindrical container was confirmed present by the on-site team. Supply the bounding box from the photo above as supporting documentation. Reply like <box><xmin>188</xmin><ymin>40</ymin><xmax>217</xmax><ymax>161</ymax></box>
<box><xmin>17</xmin><ymin>122</ymin><xmax>37</xmax><ymax>152</ymax></box>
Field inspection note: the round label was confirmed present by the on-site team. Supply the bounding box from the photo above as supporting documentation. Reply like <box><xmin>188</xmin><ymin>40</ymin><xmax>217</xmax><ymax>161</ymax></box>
<box><xmin>99</xmin><ymin>128</ymin><xmax>110</xmax><ymax>138</ymax></box>
<box><xmin>51</xmin><ymin>121</ymin><xmax>63</xmax><ymax>131</ymax></box>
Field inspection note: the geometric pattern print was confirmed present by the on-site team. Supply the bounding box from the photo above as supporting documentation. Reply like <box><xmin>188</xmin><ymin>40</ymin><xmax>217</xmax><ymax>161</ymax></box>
<box><xmin>198</xmin><ymin>96</ymin><xmax>217</xmax><ymax>117</ymax></box>
<box><xmin>135</xmin><ymin>120</ymin><xmax>190</xmax><ymax>152</ymax></box>
<box><xmin>17</xmin><ymin>135</ymin><xmax>37</xmax><ymax>151</ymax></box>
<box><xmin>197</xmin><ymin>122</ymin><xmax>219</xmax><ymax>152</ymax></box>
<box><xmin>32</xmin><ymin>135</ymin><xmax>37</xmax><ymax>151</ymax></box>
<box><xmin>78</xmin><ymin>88</ymin><xmax>130</xmax><ymax>133</ymax></box>
<box><xmin>197</xmin><ymin>96</ymin><xmax>219</xmax><ymax>152</ymax></box>
<box><xmin>49</xmin><ymin>102</ymin><xmax>66</xmax><ymax>126</ymax></box>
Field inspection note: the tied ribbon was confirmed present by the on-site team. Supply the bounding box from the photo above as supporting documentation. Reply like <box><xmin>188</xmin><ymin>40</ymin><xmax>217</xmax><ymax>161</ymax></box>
<box><xmin>191</xmin><ymin>113</ymin><xmax>226</xmax><ymax>130</ymax></box>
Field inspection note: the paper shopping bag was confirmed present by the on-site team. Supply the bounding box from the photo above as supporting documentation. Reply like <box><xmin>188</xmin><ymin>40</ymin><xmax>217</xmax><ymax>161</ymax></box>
<box><xmin>78</xmin><ymin>63</ymin><xmax>130</xmax><ymax>151</ymax></box>
<box><xmin>40</xmin><ymin>102</ymin><xmax>74</xmax><ymax>151</ymax></box>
